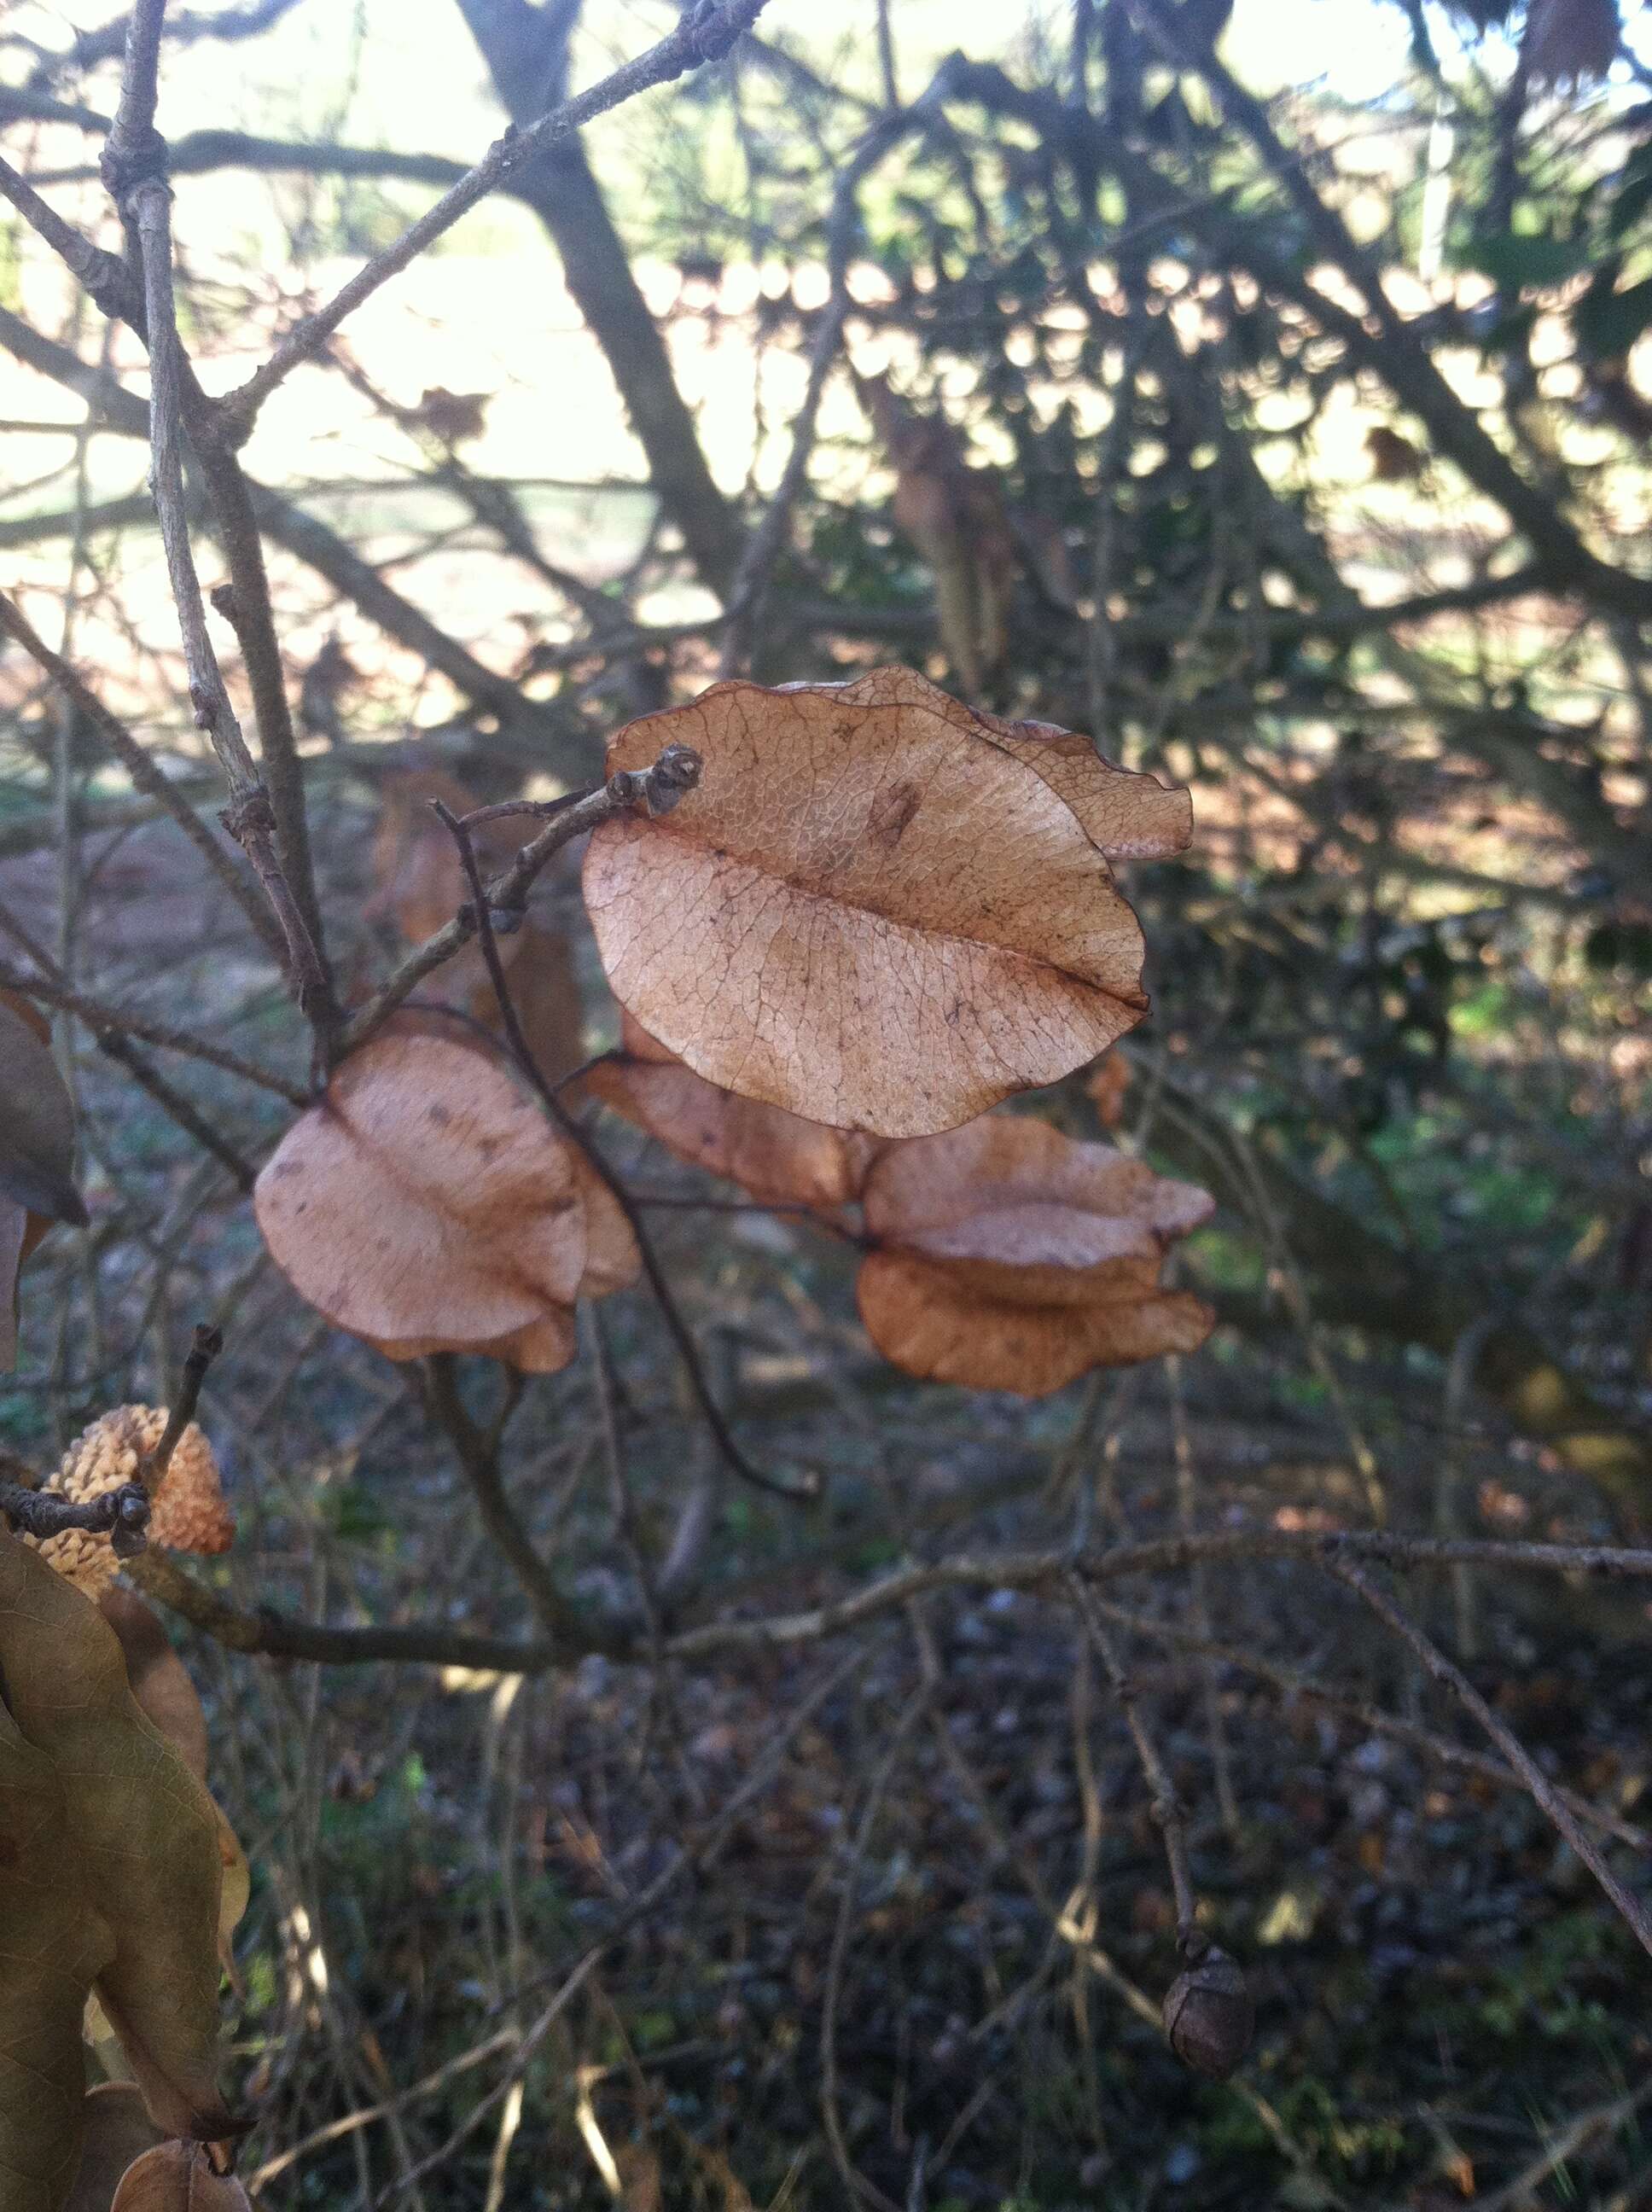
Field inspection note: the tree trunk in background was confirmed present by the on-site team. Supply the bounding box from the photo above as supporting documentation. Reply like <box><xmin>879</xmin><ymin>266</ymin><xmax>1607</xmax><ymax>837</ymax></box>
<box><xmin>454</xmin><ymin>0</ymin><xmax>744</xmax><ymax>599</ymax></box>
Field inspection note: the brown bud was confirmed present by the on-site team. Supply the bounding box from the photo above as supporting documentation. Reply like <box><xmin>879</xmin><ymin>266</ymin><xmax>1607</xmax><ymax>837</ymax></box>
<box><xmin>1162</xmin><ymin>1942</ymin><xmax>1254</xmax><ymax>2080</ymax></box>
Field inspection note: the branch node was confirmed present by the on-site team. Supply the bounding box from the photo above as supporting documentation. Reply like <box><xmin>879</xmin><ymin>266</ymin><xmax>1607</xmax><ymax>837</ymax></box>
<box><xmin>101</xmin><ymin>131</ymin><xmax>170</xmax><ymax>209</ymax></box>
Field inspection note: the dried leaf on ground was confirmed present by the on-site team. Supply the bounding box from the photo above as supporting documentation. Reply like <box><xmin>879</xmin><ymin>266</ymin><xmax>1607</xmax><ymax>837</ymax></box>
<box><xmin>0</xmin><ymin>989</ymin><xmax>87</xmax><ymax>1230</ymax></box>
<box><xmin>253</xmin><ymin>1020</ymin><xmax>637</xmax><ymax>1371</ymax></box>
<box><xmin>63</xmin><ymin>2087</ymin><xmax>166</xmax><ymax>2212</ymax></box>
<box><xmin>0</xmin><ymin>1633</ymin><xmax>117</xmax><ymax>2212</ymax></box>
<box><xmin>586</xmin><ymin>1013</ymin><xmax>877</xmax><ymax>1210</ymax></box>
<box><xmin>108</xmin><ymin>2142</ymin><xmax>252</xmax><ymax>2211</ymax></box>
<box><xmin>0</xmin><ymin>1536</ymin><xmax>233</xmax><ymax>2145</ymax></box>
<box><xmin>585</xmin><ymin>671</ymin><xmax>1185</xmax><ymax>1138</ymax></box>
<box><xmin>25</xmin><ymin>1408</ymin><xmax>234</xmax><ymax>1598</ymax></box>
<box><xmin>857</xmin><ymin>1114</ymin><xmax>1214</xmax><ymax>1394</ymax></box>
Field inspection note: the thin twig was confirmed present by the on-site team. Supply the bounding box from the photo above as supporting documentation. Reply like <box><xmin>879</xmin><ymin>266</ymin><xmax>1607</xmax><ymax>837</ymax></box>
<box><xmin>1323</xmin><ymin>1556</ymin><xmax>1652</xmax><ymax>1964</ymax></box>
<box><xmin>129</xmin><ymin>1527</ymin><xmax>1652</xmax><ymax>1676</ymax></box>
<box><xmin>334</xmin><ymin>747</ymin><xmax>700</xmax><ymax>1059</ymax></box>
<box><xmin>124</xmin><ymin>168</ymin><xmax>329</xmax><ymax>1010</ymax></box>
<box><xmin>1067</xmin><ymin>1572</ymin><xmax>1200</xmax><ymax>1945</ymax></box>
<box><xmin>422</xmin><ymin>1353</ymin><xmax>589</xmax><ymax>1652</ymax></box>
<box><xmin>0</xmin><ymin>588</ymin><xmax>288</xmax><ymax>964</ymax></box>
<box><xmin>223</xmin><ymin>2</ymin><xmax>776</xmax><ymax>433</ymax></box>
<box><xmin>139</xmin><ymin>1319</ymin><xmax>223</xmax><ymax>1489</ymax></box>
<box><xmin>436</xmin><ymin>796</ymin><xmax>817</xmax><ymax>1505</ymax></box>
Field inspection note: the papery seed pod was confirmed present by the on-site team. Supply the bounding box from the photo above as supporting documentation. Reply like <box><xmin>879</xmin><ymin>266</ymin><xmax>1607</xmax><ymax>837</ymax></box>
<box><xmin>1162</xmin><ymin>1942</ymin><xmax>1254</xmax><ymax>2080</ymax></box>
<box><xmin>26</xmin><ymin>1404</ymin><xmax>232</xmax><ymax>1593</ymax></box>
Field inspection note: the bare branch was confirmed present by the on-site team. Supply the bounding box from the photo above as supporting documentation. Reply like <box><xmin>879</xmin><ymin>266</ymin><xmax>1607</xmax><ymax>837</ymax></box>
<box><xmin>223</xmin><ymin>0</ymin><xmax>777</xmax><ymax>434</ymax></box>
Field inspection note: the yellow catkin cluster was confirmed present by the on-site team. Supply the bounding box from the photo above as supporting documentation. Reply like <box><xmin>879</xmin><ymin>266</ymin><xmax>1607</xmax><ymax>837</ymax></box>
<box><xmin>25</xmin><ymin>1403</ymin><xmax>234</xmax><ymax>1596</ymax></box>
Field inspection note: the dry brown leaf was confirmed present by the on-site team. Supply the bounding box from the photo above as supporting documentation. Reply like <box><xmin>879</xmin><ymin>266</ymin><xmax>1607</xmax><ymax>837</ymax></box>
<box><xmin>0</xmin><ymin>1536</ymin><xmax>232</xmax><ymax>2147</ymax></box>
<box><xmin>412</xmin><ymin>386</ymin><xmax>488</xmax><ymax>446</ymax></box>
<box><xmin>856</xmin><ymin>1114</ymin><xmax>1214</xmax><ymax>1394</ymax></box>
<box><xmin>1085</xmin><ymin>1051</ymin><xmax>1131</xmax><ymax>1130</ymax></box>
<box><xmin>90</xmin><ymin>1592</ymin><xmax>249</xmax><ymax>1968</ymax></box>
<box><xmin>26</xmin><ymin>1407</ymin><xmax>233</xmax><ymax>1598</ymax></box>
<box><xmin>586</xmin><ymin>1012</ymin><xmax>877</xmax><ymax>1210</ymax></box>
<box><xmin>99</xmin><ymin>1587</ymin><xmax>209</xmax><ymax>1784</ymax></box>
<box><xmin>858</xmin><ymin>1247</ymin><xmax>1213</xmax><ymax>1394</ymax></box>
<box><xmin>1</xmin><ymin>997</ymin><xmax>67</xmax><ymax>1357</ymax></box>
<box><xmin>253</xmin><ymin>1020</ymin><xmax>637</xmax><ymax>1371</ymax></box>
<box><xmin>1365</xmin><ymin>426</ymin><xmax>1424</xmax><ymax>482</ymax></box>
<box><xmin>109</xmin><ymin>2143</ymin><xmax>252</xmax><ymax>2212</ymax></box>
<box><xmin>1523</xmin><ymin>0</ymin><xmax>1618</xmax><ymax>84</ymax></box>
<box><xmin>863</xmin><ymin>375</ymin><xmax>1016</xmax><ymax>693</ymax></box>
<box><xmin>585</xmin><ymin>671</ymin><xmax>1187</xmax><ymax>1138</ymax></box>
<box><xmin>490</xmin><ymin>920</ymin><xmax>587</xmax><ymax>1086</ymax></box>
<box><xmin>63</xmin><ymin>2087</ymin><xmax>166</xmax><ymax>2212</ymax></box>
<box><xmin>0</xmin><ymin>1653</ymin><xmax>118</xmax><ymax>2212</ymax></box>
<box><xmin>0</xmin><ymin>989</ymin><xmax>86</xmax><ymax>1233</ymax></box>
<box><xmin>832</xmin><ymin>669</ymin><xmax>1191</xmax><ymax>864</ymax></box>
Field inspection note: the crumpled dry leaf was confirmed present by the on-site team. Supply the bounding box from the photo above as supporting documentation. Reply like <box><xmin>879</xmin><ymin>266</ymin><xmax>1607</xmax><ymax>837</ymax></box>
<box><xmin>367</xmin><ymin>771</ymin><xmax>587</xmax><ymax>1082</ymax></box>
<box><xmin>253</xmin><ymin>1020</ymin><xmax>637</xmax><ymax>1371</ymax></box>
<box><xmin>24</xmin><ymin>1407</ymin><xmax>233</xmax><ymax>1598</ymax></box>
<box><xmin>586</xmin><ymin>1013</ymin><xmax>878</xmax><ymax>1211</ymax></box>
<box><xmin>0</xmin><ymin>1530</ymin><xmax>232</xmax><ymax>2150</ymax></box>
<box><xmin>0</xmin><ymin>1639</ymin><xmax>118</xmax><ymax>2212</ymax></box>
<box><xmin>856</xmin><ymin>1114</ymin><xmax>1214</xmax><ymax>1394</ymax></box>
<box><xmin>0</xmin><ymin>1535</ymin><xmax>234</xmax><ymax>2146</ymax></box>
<box><xmin>0</xmin><ymin>989</ymin><xmax>88</xmax><ymax>1230</ymax></box>
<box><xmin>862</xmin><ymin>375</ymin><xmax>1017</xmax><ymax>694</ymax></box>
<box><xmin>585</xmin><ymin>670</ymin><xmax>1190</xmax><ymax>1138</ymax></box>
<box><xmin>62</xmin><ymin>2086</ymin><xmax>165</xmax><ymax>2212</ymax></box>
<box><xmin>108</xmin><ymin>2142</ymin><xmax>252</xmax><ymax>2212</ymax></box>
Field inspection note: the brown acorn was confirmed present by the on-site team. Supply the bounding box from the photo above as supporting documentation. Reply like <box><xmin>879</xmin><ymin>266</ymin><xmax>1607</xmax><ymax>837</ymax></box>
<box><xmin>1162</xmin><ymin>1938</ymin><xmax>1254</xmax><ymax>2080</ymax></box>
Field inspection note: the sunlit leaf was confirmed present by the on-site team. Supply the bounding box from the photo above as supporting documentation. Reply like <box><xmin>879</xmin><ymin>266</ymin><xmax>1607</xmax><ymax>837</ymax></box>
<box><xmin>585</xmin><ymin>671</ymin><xmax>1190</xmax><ymax>1138</ymax></box>
<box><xmin>253</xmin><ymin>1019</ymin><xmax>637</xmax><ymax>1371</ymax></box>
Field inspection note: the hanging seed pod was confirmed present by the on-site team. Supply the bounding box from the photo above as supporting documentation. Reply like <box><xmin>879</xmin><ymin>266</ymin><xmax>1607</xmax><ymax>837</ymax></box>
<box><xmin>1162</xmin><ymin>1938</ymin><xmax>1254</xmax><ymax>2081</ymax></box>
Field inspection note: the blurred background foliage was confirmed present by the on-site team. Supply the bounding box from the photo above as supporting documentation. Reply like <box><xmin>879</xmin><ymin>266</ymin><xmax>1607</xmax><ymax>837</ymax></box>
<box><xmin>3</xmin><ymin>0</ymin><xmax>1652</xmax><ymax>2204</ymax></box>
